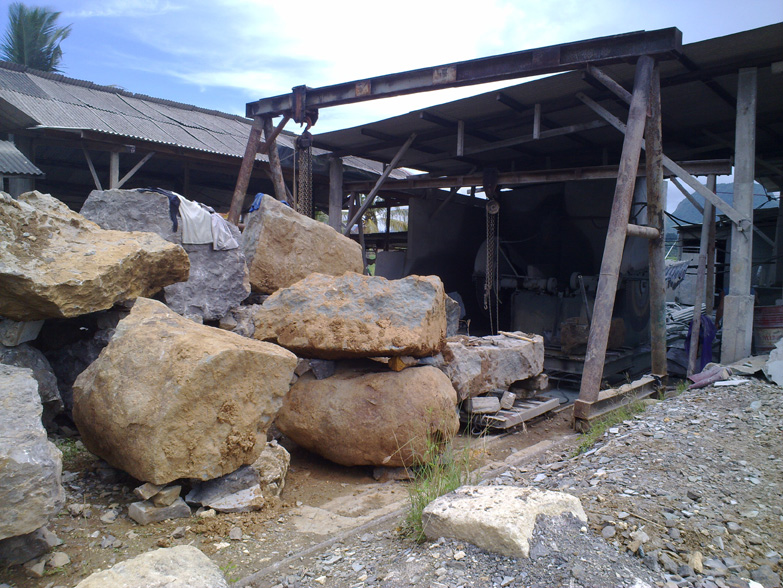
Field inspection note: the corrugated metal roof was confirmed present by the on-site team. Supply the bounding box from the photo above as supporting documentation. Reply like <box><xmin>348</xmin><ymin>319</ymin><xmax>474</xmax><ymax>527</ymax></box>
<box><xmin>0</xmin><ymin>139</ymin><xmax>44</xmax><ymax>176</ymax></box>
<box><xmin>0</xmin><ymin>60</ymin><xmax>406</xmax><ymax>179</ymax></box>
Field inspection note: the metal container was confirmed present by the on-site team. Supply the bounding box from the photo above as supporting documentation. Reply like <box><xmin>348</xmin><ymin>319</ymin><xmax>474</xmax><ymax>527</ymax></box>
<box><xmin>753</xmin><ymin>305</ymin><xmax>783</xmax><ymax>354</ymax></box>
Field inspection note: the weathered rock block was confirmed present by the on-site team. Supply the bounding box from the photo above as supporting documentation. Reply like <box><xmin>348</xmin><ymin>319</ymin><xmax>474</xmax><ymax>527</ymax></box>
<box><xmin>74</xmin><ymin>545</ymin><xmax>229</xmax><ymax>588</ymax></box>
<box><xmin>0</xmin><ymin>365</ymin><xmax>64</xmax><ymax>541</ymax></box>
<box><xmin>72</xmin><ymin>298</ymin><xmax>298</xmax><ymax>485</ymax></box>
<box><xmin>422</xmin><ymin>485</ymin><xmax>587</xmax><ymax>558</ymax></box>
<box><xmin>185</xmin><ymin>466</ymin><xmax>265</xmax><ymax>513</ymax></box>
<box><xmin>0</xmin><ymin>318</ymin><xmax>43</xmax><ymax>346</ymax></box>
<box><xmin>276</xmin><ymin>363</ymin><xmax>459</xmax><ymax>467</ymax></box>
<box><xmin>254</xmin><ymin>273</ymin><xmax>447</xmax><ymax>359</ymax></box>
<box><xmin>0</xmin><ymin>191</ymin><xmax>189</xmax><ymax>321</ymax></box>
<box><xmin>252</xmin><ymin>440</ymin><xmax>290</xmax><ymax>497</ymax></box>
<box><xmin>128</xmin><ymin>498</ymin><xmax>191</xmax><ymax>525</ymax></box>
<box><xmin>0</xmin><ymin>343</ymin><xmax>63</xmax><ymax>427</ymax></box>
<box><xmin>436</xmin><ymin>332</ymin><xmax>544</xmax><ymax>400</ymax></box>
<box><xmin>81</xmin><ymin>189</ymin><xmax>250</xmax><ymax>321</ymax></box>
<box><xmin>243</xmin><ymin>195</ymin><xmax>363</xmax><ymax>293</ymax></box>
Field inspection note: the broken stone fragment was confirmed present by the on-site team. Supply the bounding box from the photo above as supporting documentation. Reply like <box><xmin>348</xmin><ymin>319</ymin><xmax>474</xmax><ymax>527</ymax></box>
<box><xmin>186</xmin><ymin>466</ymin><xmax>265</xmax><ymax>513</ymax></box>
<box><xmin>72</xmin><ymin>298</ymin><xmax>298</xmax><ymax>485</ymax></box>
<box><xmin>0</xmin><ymin>342</ymin><xmax>63</xmax><ymax>428</ymax></box>
<box><xmin>134</xmin><ymin>482</ymin><xmax>163</xmax><ymax>501</ymax></box>
<box><xmin>74</xmin><ymin>545</ymin><xmax>229</xmax><ymax>588</ymax></box>
<box><xmin>242</xmin><ymin>195</ymin><xmax>364</xmax><ymax>294</ymax></box>
<box><xmin>276</xmin><ymin>363</ymin><xmax>459</xmax><ymax>467</ymax></box>
<box><xmin>0</xmin><ymin>365</ymin><xmax>64</xmax><ymax>542</ymax></box>
<box><xmin>127</xmin><ymin>498</ymin><xmax>191</xmax><ymax>525</ymax></box>
<box><xmin>253</xmin><ymin>273</ymin><xmax>447</xmax><ymax>359</ymax></box>
<box><xmin>0</xmin><ymin>317</ymin><xmax>43</xmax><ymax>346</ymax></box>
<box><xmin>422</xmin><ymin>485</ymin><xmax>587</xmax><ymax>558</ymax></box>
<box><xmin>151</xmin><ymin>485</ymin><xmax>182</xmax><ymax>507</ymax></box>
<box><xmin>0</xmin><ymin>526</ymin><xmax>59</xmax><ymax>566</ymax></box>
<box><xmin>0</xmin><ymin>191</ymin><xmax>189</xmax><ymax>321</ymax></box>
<box><xmin>435</xmin><ymin>332</ymin><xmax>545</xmax><ymax>400</ymax></box>
<box><xmin>251</xmin><ymin>441</ymin><xmax>291</xmax><ymax>498</ymax></box>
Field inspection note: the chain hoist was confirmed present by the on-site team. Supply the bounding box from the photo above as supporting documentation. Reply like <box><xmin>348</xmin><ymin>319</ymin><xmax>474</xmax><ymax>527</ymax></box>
<box><xmin>483</xmin><ymin>169</ymin><xmax>500</xmax><ymax>335</ymax></box>
<box><xmin>295</xmin><ymin>129</ymin><xmax>313</xmax><ymax>218</ymax></box>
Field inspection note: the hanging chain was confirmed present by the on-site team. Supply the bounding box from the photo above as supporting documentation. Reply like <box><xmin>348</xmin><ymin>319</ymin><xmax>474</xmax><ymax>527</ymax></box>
<box><xmin>484</xmin><ymin>199</ymin><xmax>500</xmax><ymax>334</ymax></box>
<box><xmin>295</xmin><ymin>130</ymin><xmax>313</xmax><ymax>218</ymax></box>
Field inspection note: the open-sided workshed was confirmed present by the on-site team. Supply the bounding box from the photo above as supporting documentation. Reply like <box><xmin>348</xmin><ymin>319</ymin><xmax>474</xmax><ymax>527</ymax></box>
<box><xmin>235</xmin><ymin>24</ymin><xmax>782</xmax><ymax>430</ymax></box>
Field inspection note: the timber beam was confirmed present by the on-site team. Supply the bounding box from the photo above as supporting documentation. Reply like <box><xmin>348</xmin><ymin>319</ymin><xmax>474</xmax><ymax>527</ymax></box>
<box><xmin>247</xmin><ymin>28</ymin><xmax>682</xmax><ymax>120</ymax></box>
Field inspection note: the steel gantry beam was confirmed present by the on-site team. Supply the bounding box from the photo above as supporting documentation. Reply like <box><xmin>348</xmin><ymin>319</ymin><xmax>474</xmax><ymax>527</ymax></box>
<box><xmin>246</xmin><ymin>28</ymin><xmax>682</xmax><ymax>121</ymax></box>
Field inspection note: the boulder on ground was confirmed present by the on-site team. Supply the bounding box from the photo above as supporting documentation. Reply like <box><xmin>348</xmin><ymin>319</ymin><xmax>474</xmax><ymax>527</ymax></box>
<box><xmin>0</xmin><ymin>191</ymin><xmax>189</xmax><ymax>321</ymax></box>
<box><xmin>0</xmin><ymin>365</ymin><xmax>64</xmax><ymax>541</ymax></box>
<box><xmin>254</xmin><ymin>273</ymin><xmax>447</xmax><ymax>359</ymax></box>
<box><xmin>243</xmin><ymin>195</ymin><xmax>363</xmax><ymax>294</ymax></box>
<box><xmin>74</xmin><ymin>545</ymin><xmax>229</xmax><ymax>588</ymax></box>
<box><xmin>0</xmin><ymin>318</ymin><xmax>43</xmax><ymax>346</ymax></box>
<box><xmin>0</xmin><ymin>343</ymin><xmax>63</xmax><ymax>428</ymax></box>
<box><xmin>422</xmin><ymin>485</ymin><xmax>587</xmax><ymax>558</ymax></box>
<box><xmin>0</xmin><ymin>526</ymin><xmax>60</xmax><ymax>566</ymax></box>
<box><xmin>435</xmin><ymin>332</ymin><xmax>544</xmax><ymax>400</ymax></box>
<box><xmin>81</xmin><ymin>188</ymin><xmax>250</xmax><ymax>322</ymax></box>
<box><xmin>72</xmin><ymin>298</ymin><xmax>298</xmax><ymax>485</ymax></box>
<box><xmin>276</xmin><ymin>363</ymin><xmax>459</xmax><ymax>467</ymax></box>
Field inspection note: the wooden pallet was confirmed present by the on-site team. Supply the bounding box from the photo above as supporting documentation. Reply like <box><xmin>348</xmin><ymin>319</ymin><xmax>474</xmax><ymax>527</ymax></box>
<box><xmin>460</xmin><ymin>395</ymin><xmax>560</xmax><ymax>430</ymax></box>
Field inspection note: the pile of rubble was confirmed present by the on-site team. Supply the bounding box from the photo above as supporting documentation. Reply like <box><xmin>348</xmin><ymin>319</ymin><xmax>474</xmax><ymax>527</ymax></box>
<box><xmin>0</xmin><ymin>188</ymin><xmax>549</xmax><ymax>583</ymax></box>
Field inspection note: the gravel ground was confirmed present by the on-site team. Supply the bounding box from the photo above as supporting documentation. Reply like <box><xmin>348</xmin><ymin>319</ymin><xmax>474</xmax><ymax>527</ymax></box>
<box><xmin>249</xmin><ymin>379</ymin><xmax>782</xmax><ymax>588</ymax></box>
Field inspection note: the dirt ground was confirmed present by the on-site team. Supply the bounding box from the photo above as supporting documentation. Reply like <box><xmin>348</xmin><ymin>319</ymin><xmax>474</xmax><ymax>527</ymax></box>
<box><xmin>1</xmin><ymin>406</ymin><xmax>574</xmax><ymax>588</ymax></box>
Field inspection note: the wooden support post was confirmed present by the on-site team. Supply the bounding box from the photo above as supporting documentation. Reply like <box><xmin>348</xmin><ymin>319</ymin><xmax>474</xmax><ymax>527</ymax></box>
<box><xmin>645</xmin><ymin>65</ymin><xmax>667</xmax><ymax>380</ymax></box>
<box><xmin>117</xmin><ymin>152</ymin><xmax>155</xmax><ymax>189</ymax></box>
<box><xmin>687</xmin><ymin>186</ymin><xmax>714</xmax><ymax>376</ymax></box>
<box><xmin>329</xmin><ymin>156</ymin><xmax>344</xmax><ymax>231</ymax></box>
<box><xmin>263</xmin><ymin>117</ymin><xmax>289</xmax><ymax>204</ymax></box>
<box><xmin>343</xmin><ymin>133</ymin><xmax>416</xmax><ymax>235</ymax></box>
<box><xmin>109</xmin><ymin>150</ymin><xmax>120</xmax><ymax>189</ymax></box>
<box><xmin>82</xmin><ymin>147</ymin><xmax>102</xmax><ymax>191</ymax></box>
<box><xmin>706</xmin><ymin>175</ymin><xmax>717</xmax><ymax>316</ymax></box>
<box><xmin>228</xmin><ymin>117</ymin><xmax>264</xmax><ymax>225</ymax></box>
<box><xmin>721</xmin><ymin>67</ymin><xmax>757</xmax><ymax>363</ymax></box>
<box><xmin>577</xmin><ymin>55</ymin><xmax>653</xmax><ymax>409</ymax></box>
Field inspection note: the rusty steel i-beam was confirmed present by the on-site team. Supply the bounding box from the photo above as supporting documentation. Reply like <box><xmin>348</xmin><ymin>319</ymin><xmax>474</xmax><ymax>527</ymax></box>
<box><xmin>246</xmin><ymin>28</ymin><xmax>682</xmax><ymax>121</ymax></box>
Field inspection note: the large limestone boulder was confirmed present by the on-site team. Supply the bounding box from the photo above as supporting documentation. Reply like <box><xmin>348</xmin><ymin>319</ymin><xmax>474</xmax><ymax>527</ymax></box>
<box><xmin>254</xmin><ymin>273</ymin><xmax>447</xmax><ymax>359</ymax></box>
<box><xmin>81</xmin><ymin>189</ymin><xmax>250</xmax><ymax>322</ymax></box>
<box><xmin>0</xmin><ymin>365</ymin><xmax>65</xmax><ymax>541</ymax></box>
<box><xmin>0</xmin><ymin>191</ymin><xmax>189</xmax><ymax>321</ymax></box>
<box><xmin>422</xmin><ymin>485</ymin><xmax>587</xmax><ymax>558</ymax></box>
<box><xmin>72</xmin><ymin>298</ymin><xmax>297</xmax><ymax>485</ymax></box>
<box><xmin>74</xmin><ymin>545</ymin><xmax>229</xmax><ymax>588</ymax></box>
<box><xmin>436</xmin><ymin>332</ymin><xmax>544</xmax><ymax>400</ymax></box>
<box><xmin>0</xmin><ymin>343</ymin><xmax>63</xmax><ymax>428</ymax></box>
<box><xmin>243</xmin><ymin>195</ymin><xmax>363</xmax><ymax>293</ymax></box>
<box><xmin>276</xmin><ymin>363</ymin><xmax>459</xmax><ymax>467</ymax></box>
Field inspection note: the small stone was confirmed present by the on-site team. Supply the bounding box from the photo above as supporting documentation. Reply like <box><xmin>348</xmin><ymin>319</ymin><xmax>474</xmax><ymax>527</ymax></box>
<box><xmin>197</xmin><ymin>508</ymin><xmax>216</xmax><ymax>518</ymax></box>
<box><xmin>751</xmin><ymin>565</ymin><xmax>780</xmax><ymax>588</ymax></box>
<box><xmin>151</xmin><ymin>485</ymin><xmax>182</xmax><ymax>507</ymax></box>
<box><xmin>687</xmin><ymin>489</ymin><xmax>702</xmax><ymax>502</ymax></box>
<box><xmin>171</xmin><ymin>527</ymin><xmax>186</xmax><ymax>539</ymax></box>
<box><xmin>100</xmin><ymin>535</ymin><xmax>116</xmax><ymax>549</ymax></box>
<box><xmin>47</xmin><ymin>551</ymin><xmax>70</xmax><ymax>568</ymax></box>
<box><xmin>229</xmin><ymin>527</ymin><xmax>242</xmax><ymax>541</ymax></box>
<box><xmin>602</xmin><ymin>525</ymin><xmax>616</xmax><ymax>539</ymax></box>
<box><xmin>727</xmin><ymin>521</ymin><xmax>742</xmax><ymax>534</ymax></box>
<box><xmin>618</xmin><ymin>511</ymin><xmax>630</xmax><ymax>519</ymax></box>
<box><xmin>100</xmin><ymin>510</ymin><xmax>118</xmax><ymax>524</ymax></box>
<box><xmin>678</xmin><ymin>564</ymin><xmax>694</xmax><ymax>577</ymax></box>
<box><xmin>127</xmin><ymin>498</ymin><xmax>191</xmax><ymax>525</ymax></box>
<box><xmin>24</xmin><ymin>558</ymin><xmax>46</xmax><ymax>577</ymax></box>
<box><xmin>454</xmin><ymin>550</ymin><xmax>466</xmax><ymax>560</ymax></box>
<box><xmin>133</xmin><ymin>482</ymin><xmax>163</xmax><ymax>501</ymax></box>
<box><xmin>668</xmin><ymin>527</ymin><xmax>682</xmax><ymax>541</ymax></box>
<box><xmin>741</xmin><ymin>510</ymin><xmax>759</xmax><ymax>518</ymax></box>
<box><xmin>688</xmin><ymin>551</ymin><xmax>704</xmax><ymax>574</ymax></box>
<box><xmin>534</xmin><ymin>473</ymin><xmax>547</xmax><ymax>483</ymax></box>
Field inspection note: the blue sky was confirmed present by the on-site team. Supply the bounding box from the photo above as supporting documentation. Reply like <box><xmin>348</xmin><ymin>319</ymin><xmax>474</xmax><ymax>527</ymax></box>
<box><xmin>1</xmin><ymin>0</ymin><xmax>781</xmax><ymax>207</ymax></box>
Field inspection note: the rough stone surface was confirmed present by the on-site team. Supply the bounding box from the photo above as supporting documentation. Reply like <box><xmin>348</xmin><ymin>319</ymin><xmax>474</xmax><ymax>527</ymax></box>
<box><xmin>218</xmin><ymin>304</ymin><xmax>260</xmax><ymax>338</ymax></box>
<box><xmin>276</xmin><ymin>363</ymin><xmax>459</xmax><ymax>467</ymax></box>
<box><xmin>80</xmin><ymin>188</ymin><xmax>250</xmax><ymax>322</ymax></box>
<box><xmin>73</xmin><ymin>545</ymin><xmax>228</xmax><ymax>588</ymax></box>
<box><xmin>185</xmin><ymin>466</ymin><xmax>265</xmax><ymax>513</ymax></box>
<box><xmin>254</xmin><ymin>273</ymin><xmax>447</xmax><ymax>359</ymax></box>
<box><xmin>127</xmin><ymin>498</ymin><xmax>191</xmax><ymax>525</ymax></box>
<box><xmin>243</xmin><ymin>195</ymin><xmax>364</xmax><ymax>294</ymax></box>
<box><xmin>251</xmin><ymin>440</ymin><xmax>290</xmax><ymax>498</ymax></box>
<box><xmin>0</xmin><ymin>318</ymin><xmax>43</xmax><ymax>346</ymax></box>
<box><xmin>445</xmin><ymin>295</ymin><xmax>461</xmax><ymax>338</ymax></box>
<box><xmin>0</xmin><ymin>343</ymin><xmax>63</xmax><ymax>427</ymax></box>
<box><xmin>422</xmin><ymin>485</ymin><xmax>587</xmax><ymax>558</ymax></box>
<box><xmin>0</xmin><ymin>191</ymin><xmax>189</xmax><ymax>321</ymax></box>
<box><xmin>435</xmin><ymin>332</ymin><xmax>545</xmax><ymax>400</ymax></box>
<box><xmin>0</xmin><ymin>527</ymin><xmax>52</xmax><ymax>566</ymax></box>
<box><xmin>72</xmin><ymin>297</ymin><xmax>298</xmax><ymax>485</ymax></box>
<box><xmin>0</xmin><ymin>365</ymin><xmax>64</xmax><ymax>540</ymax></box>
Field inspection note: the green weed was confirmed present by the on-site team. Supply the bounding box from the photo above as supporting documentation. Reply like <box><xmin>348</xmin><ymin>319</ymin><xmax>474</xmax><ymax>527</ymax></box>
<box><xmin>219</xmin><ymin>561</ymin><xmax>239</xmax><ymax>583</ymax></box>
<box><xmin>572</xmin><ymin>400</ymin><xmax>646</xmax><ymax>456</ymax></box>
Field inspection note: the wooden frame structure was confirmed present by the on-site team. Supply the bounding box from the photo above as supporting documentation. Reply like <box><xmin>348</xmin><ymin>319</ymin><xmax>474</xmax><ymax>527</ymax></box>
<box><xmin>233</xmin><ymin>26</ymin><xmax>778</xmax><ymax>429</ymax></box>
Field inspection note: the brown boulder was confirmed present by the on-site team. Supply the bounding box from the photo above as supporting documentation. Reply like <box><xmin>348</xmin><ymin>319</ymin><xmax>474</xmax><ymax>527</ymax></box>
<box><xmin>253</xmin><ymin>273</ymin><xmax>446</xmax><ymax>359</ymax></box>
<box><xmin>276</xmin><ymin>364</ymin><xmax>459</xmax><ymax>467</ymax></box>
<box><xmin>242</xmin><ymin>195</ymin><xmax>363</xmax><ymax>293</ymax></box>
<box><xmin>72</xmin><ymin>298</ymin><xmax>297</xmax><ymax>485</ymax></box>
<box><xmin>0</xmin><ymin>191</ymin><xmax>189</xmax><ymax>321</ymax></box>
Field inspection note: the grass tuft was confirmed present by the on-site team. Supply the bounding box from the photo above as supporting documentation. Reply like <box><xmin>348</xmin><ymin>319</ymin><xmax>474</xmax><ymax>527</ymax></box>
<box><xmin>572</xmin><ymin>400</ymin><xmax>646</xmax><ymax>456</ymax></box>
<box><xmin>400</xmin><ymin>438</ymin><xmax>473</xmax><ymax>543</ymax></box>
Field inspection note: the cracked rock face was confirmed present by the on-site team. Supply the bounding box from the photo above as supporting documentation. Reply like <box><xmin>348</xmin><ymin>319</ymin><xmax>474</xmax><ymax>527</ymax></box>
<box><xmin>253</xmin><ymin>273</ymin><xmax>447</xmax><ymax>359</ymax></box>
<box><xmin>0</xmin><ymin>191</ymin><xmax>189</xmax><ymax>321</ymax></box>
<box><xmin>72</xmin><ymin>298</ymin><xmax>297</xmax><ymax>485</ymax></box>
<box><xmin>0</xmin><ymin>365</ymin><xmax>64</xmax><ymax>541</ymax></box>
<box><xmin>242</xmin><ymin>195</ymin><xmax>363</xmax><ymax>294</ymax></box>
<box><xmin>81</xmin><ymin>189</ymin><xmax>249</xmax><ymax>322</ymax></box>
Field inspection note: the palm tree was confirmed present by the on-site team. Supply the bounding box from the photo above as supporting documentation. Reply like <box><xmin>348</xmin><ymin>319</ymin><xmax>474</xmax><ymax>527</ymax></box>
<box><xmin>1</xmin><ymin>3</ymin><xmax>72</xmax><ymax>72</ymax></box>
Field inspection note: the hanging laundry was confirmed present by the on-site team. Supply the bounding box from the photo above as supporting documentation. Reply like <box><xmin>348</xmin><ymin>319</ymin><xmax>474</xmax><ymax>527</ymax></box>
<box><xmin>211</xmin><ymin>213</ymin><xmax>239</xmax><ymax>250</ymax></box>
<box><xmin>177</xmin><ymin>195</ymin><xmax>213</xmax><ymax>244</ymax></box>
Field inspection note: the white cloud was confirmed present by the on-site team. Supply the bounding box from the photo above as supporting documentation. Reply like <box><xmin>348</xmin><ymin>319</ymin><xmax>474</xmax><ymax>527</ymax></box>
<box><xmin>66</xmin><ymin>0</ymin><xmax>184</xmax><ymax>18</ymax></box>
